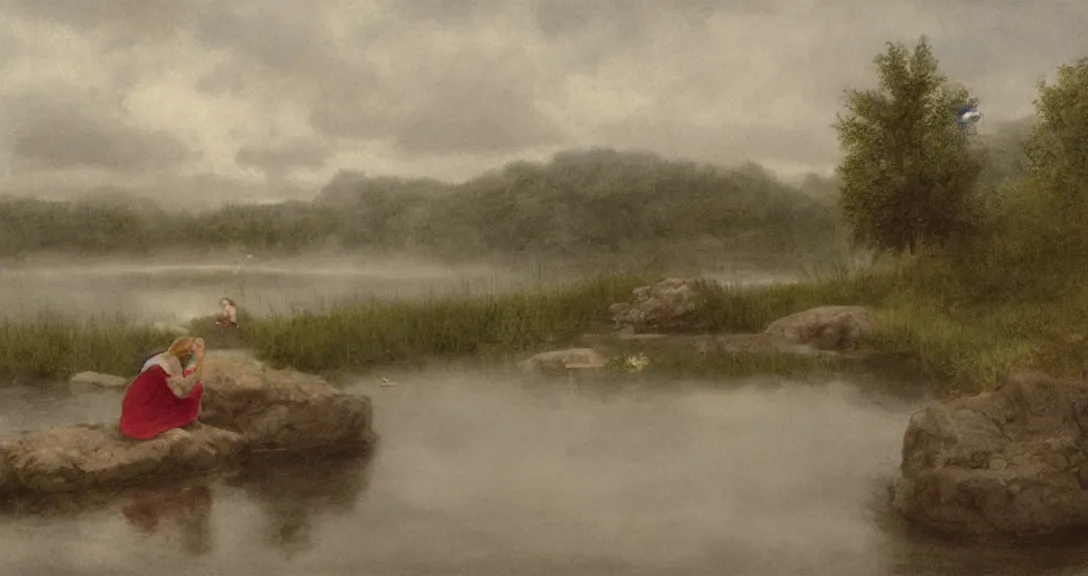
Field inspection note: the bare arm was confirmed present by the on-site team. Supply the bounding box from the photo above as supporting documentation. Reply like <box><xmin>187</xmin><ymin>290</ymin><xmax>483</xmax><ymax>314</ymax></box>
<box><xmin>166</xmin><ymin>369</ymin><xmax>201</xmax><ymax>398</ymax></box>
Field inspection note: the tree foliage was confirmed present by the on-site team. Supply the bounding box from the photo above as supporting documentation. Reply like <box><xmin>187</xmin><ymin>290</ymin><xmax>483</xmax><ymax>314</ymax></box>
<box><xmin>0</xmin><ymin>149</ymin><xmax>840</xmax><ymax>263</ymax></box>
<box><xmin>1024</xmin><ymin>59</ymin><xmax>1088</xmax><ymax>227</ymax></box>
<box><xmin>907</xmin><ymin>57</ymin><xmax>1088</xmax><ymax>301</ymax></box>
<box><xmin>835</xmin><ymin>38</ymin><xmax>982</xmax><ymax>255</ymax></box>
<box><xmin>1007</xmin><ymin>57</ymin><xmax>1088</xmax><ymax>274</ymax></box>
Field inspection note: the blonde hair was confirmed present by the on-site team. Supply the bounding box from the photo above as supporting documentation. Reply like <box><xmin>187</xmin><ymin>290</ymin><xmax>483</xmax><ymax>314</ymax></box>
<box><xmin>164</xmin><ymin>336</ymin><xmax>204</xmax><ymax>375</ymax></box>
<box><xmin>166</xmin><ymin>337</ymin><xmax>195</xmax><ymax>358</ymax></box>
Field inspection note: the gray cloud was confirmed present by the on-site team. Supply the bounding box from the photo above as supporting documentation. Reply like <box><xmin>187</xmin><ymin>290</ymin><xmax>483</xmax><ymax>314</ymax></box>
<box><xmin>4</xmin><ymin>88</ymin><xmax>193</xmax><ymax>173</ymax></box>
<box><xmin>534</xmin><ymin>1</ymin><xmax>647</xmax><ymax>39</ymax></box>
<box><xmin>236</xmin><ymin>138</ymin><xmax>332</xmax><ymax>179</ymax></box>
<box><xmin>390</xmin><ymin>0</ymin><xmax>486</xmax><ymax>22</ymax></box>
<box><xmin>306</xmin><ymin>75</ymin><xmax>401</xmax><ymax>142</ymax></box>
<box><xmin>193</xmin><ymin>2</ymin><xmax>366</xmax><ymax>97</ymax></box>
<box><xmin>0</xmin><ymin>21</ymin><xmax>20</xmax><ymax>72</ymax></box>
<box><xmin>0</xmin><ymin>0</ymin><xmax>1083</xmax><ymax>200</ymax></box>
<box><xmin>191</xmin><ymin>3</ymin><xmax>565</xmax><ymax>153</ymax></box>
<box><xmin>3</xmin><ymin>0</ymin><xmax>197</xmax><ymax>48</ymax></box>
<box><xmin>390</xmin><ymin>48</ymin><xmax>567</xmax><ymax>155</ymax></box>
<box><xmin>597</xmin><ymin>116</ymin><xmax>840</xmax><ymax>171</ymax></box>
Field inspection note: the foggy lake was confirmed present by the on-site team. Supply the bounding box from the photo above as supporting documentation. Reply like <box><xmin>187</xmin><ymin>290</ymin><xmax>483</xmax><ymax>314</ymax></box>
<box><xmin>1</xmin><ymin>259</ymin><xmax>1079</xmax><ymax>575</ymax></box>
<box><xmin>0</xmin><ymin>371</ymin><xmax>1084</xmax><ymax>575</ymax></box>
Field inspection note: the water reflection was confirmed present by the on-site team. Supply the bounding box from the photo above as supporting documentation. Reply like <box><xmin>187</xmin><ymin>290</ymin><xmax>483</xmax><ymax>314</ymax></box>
<box><xmin>121</xmin><ymin>482</ymin><xmax>214</xmax><ymax>556</ymax></box>
<box><xmin>223</xmin><ymin>452</ymin><xmax>375</xmax><ymax>558</ymax></box>
<box><xmin>6</xmin><ymin>375</ymin><xmax>1088</xmax><ymax>574</ymax></box>
<box><xmin>879</xmin><ymin>519</ymin><xmax>1088</xmax><ymax>575</ymax></box>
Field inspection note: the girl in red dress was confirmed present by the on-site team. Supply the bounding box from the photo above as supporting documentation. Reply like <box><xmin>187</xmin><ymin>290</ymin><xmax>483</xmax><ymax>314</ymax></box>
<box><xmin>120</xmin><ymin>337</ymin><xmax>206</xmax><ymax>440</ymax></box>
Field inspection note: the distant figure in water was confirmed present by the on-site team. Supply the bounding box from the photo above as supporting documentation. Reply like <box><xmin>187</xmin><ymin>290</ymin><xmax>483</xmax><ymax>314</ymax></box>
<box><xmin>216</xmin><ymin>298</ymin><xmax>238</xmax><ymax>328</ymax></box>
<box><xmin>120</xmin><ymin>337</ymin><xmax>205</xmax><ymax>440</ymax></box>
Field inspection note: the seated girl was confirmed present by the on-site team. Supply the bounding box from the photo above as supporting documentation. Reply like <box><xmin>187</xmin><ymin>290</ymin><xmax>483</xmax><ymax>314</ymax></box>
<box><xmin>215</xmin><ymin>298</ymin><xmax>238</xmax><ymax>328</ymax></box>
<box><xmin>120</xmin><ymin>337</ymin><xmax>206</xmax><ymax>440</ymax></box>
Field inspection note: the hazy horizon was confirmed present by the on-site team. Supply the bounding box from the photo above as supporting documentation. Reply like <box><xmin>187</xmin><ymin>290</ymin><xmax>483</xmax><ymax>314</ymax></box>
<box><xmin>0</xmin><ymin>1</ymin><xmax>1082</xmax><ymax>208</ymax></box>
<box><xmin>0</xmin><ymin>146</ymin><xmax>830</xmax><ymax>209</ymax></box>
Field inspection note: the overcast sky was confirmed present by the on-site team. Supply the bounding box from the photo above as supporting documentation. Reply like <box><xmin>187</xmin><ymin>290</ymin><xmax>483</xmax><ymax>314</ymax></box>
<box><xmin>0</xmin><ymin>0</ymin><xmax>1083</xmax><ymax>204</ymax></box>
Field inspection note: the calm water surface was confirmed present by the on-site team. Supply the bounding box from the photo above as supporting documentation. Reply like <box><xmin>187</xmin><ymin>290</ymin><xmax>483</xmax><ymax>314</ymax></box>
<box><xmin>0</xmin><ymin>373</ymin><xmax>1084</xmax><ymax>575</ymax></box>
<box><xmin>0</xmin><ymin>255</ymin><xmax>803</xmax><ymax>323</ymax></box>
<box><xmin>0</xmin><ymin>255</ymin><xmax>527</xmax><ymax>323</ymax></box>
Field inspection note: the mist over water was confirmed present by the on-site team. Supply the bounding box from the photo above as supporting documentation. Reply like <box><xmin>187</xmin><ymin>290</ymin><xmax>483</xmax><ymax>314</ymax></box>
<box><xmin>0</xmin><ymin>255</ymin><xmax>530</xmax><ymax>323</ymax></box>
<box><xmin>0</xmin><ymin>254</ymin><xmax>802</xmax><ymax>323</ymax></box>
<box><xmin>1</xmin><ymin>369</ymin><xmax>1085</xmax><ymax>575</ymax></box>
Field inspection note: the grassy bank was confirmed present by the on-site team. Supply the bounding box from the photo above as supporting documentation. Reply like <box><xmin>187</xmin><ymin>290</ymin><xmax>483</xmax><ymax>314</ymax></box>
<box><xmin>242</xmin><ymin>275</ymin><xmax>650</xmax><ymax>373</ymax></box>
<box><xmin>0</xmin><ymin>317</ymin><xmax>167</xmax><ymax>383</ymax></box>
<box><xmin>0</xmin><ymin>275</ymin><xmax>650</xmax><ymax>382</ymax></box>
<box><xmin>1</xmin><ymin>268</ymin><xmax>1084</xmax><ymax>391</ymax></box>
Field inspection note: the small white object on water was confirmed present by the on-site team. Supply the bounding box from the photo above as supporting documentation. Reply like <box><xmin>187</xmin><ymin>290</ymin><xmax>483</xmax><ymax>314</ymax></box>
<box><xmin>626</xmin><ymin>354</ymin><xmax>650</xmax><ymax>372</ymax></box>
<box><xmin>378</xmin><ymin>377</ymin><xmax>399</xmax><ymax>388</ymax></box>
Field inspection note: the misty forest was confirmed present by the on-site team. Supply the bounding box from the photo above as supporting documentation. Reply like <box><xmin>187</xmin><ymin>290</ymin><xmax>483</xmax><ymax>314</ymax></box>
<box><xmin>1</xmin><ymin>3</ymin><xmax>1088</xmax><ymax>574</ymax></box>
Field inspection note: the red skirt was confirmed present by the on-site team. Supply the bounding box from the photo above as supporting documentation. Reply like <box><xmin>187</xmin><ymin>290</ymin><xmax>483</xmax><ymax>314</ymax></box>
<box><xmin>119</xmin><ymin>364</ymin><xmax>204</xmax><ymax>440</ymax></box>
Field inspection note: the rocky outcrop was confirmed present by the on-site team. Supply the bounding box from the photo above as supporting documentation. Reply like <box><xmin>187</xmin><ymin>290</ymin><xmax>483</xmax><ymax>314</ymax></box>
<box><xmin>762</xmin><ymin>305</ymin><xmax>875</xmax><ymax>352</ymax></box>
<box><xmin>609</xmin><ymin>277</ymin><xmax>708</xmax><ymax>333</ymax></box>
<box><xmin>0</xmin><ymin>352</ymin><xmax>376</xmax><ymax>497</ymax></box>
<box><xmin>545</xmin><ymin>285</ymin><xmax>881</xmax><ymax>376</ymax></box>
<box><xmin>892</xmin><ymin>372</ymin><xmax>1088</xmax><ymax>538</ymax></box>
<box><xmin>608</xmin><ymin>279</ymin><xmax>876</xmax><ymax>354</ymax></box>
<box><xmin>0</xmin><ymin>423</ymin><xmax>246</xmax><ymax>494</ymax></box>
<box><xmin>199</xmin><ymin>354</ymin><xmax>376</xmax><ymax>452</ymax></box>
<box><xmin>69</xmin><ymin>371</ymin><xmax>128</xmax><ymax>388</ymax></box>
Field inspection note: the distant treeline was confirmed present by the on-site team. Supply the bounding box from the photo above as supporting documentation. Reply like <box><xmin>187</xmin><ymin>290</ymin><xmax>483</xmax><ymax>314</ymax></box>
<box><xmin>0</xmin><ymin>145</ymin><xmax>1023</xmax><ymax>261</ymax></box>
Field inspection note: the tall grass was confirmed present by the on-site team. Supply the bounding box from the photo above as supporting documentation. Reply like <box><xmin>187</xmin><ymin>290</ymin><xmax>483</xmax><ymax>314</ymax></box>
<box><xmin>1</xmin><ymin>265</ymin><xmax>1085</xmax><ymax>392</ymax></box>
<box><xmin>0</xmin><ymin>315</ymin><xmax>169</xmax><ymax>382</ymax></box>
<box><xmin>245</xmin><ymin>275</ymin><xmax>651</xmax><ymax>373</ymax></box>
<box><xmin>870</xmin><ymin>294</ymin><xmax>1088</xmax><ymax>392</ymax></box>
<box><xmin>691</xmin><ymin>272</ymin><xmax>898</xmax><ymax>333</ymax></box>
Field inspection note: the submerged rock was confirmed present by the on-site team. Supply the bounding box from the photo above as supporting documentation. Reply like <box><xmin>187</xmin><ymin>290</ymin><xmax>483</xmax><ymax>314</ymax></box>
<box><xmin>520</xmin><ymin>348</ymin><xmax>608</xmax><ymax>375</ymax></box>
<box><xmin>608</xmin><ymin>278</ymin><xmax>875</xmax><ymax>353</ymax></box>
<box><xmin>69</xmin><ymin>371</ymin><xmax>128</xmax><ymax>389</ymax></box>
<box><xmin>762</xmin><ymin>305</ymin><xmax>875</xmax><ymax>352</ymax></box>
<box><xmin>892</xmin><ymin>372</ymin><xmax>1088</xmax><ymax>538</ymax></box>
<box><xmin>0</xmin><ymin>352</ymin><xmax>376</xmax><ymax>497</ymax></box>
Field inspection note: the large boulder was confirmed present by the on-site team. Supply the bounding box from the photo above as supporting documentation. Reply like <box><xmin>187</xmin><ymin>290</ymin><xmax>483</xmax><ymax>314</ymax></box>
<box><xmin>199</xmin><ymin>353</ymin><xmax>376</xmax><ymax>453</ymax></box>
<box><xmin>609</xmin><ymin>278</ymin><xmax>709</xmax><ymax>333</ymax></box>
<box><xmin>0</xmin><ymin>423</ymin><xmax>246</xmax><ymax>494</ymax></box>
<box><xmin>0</xmin><ymin>351</ymin><xmax>377</xmax><ymax>497</ymax></box>
<box><xmin>892</xmin><ymin>372</ymin><xmax>1088</xmax><ymax>538</ymax></box>
<box><xmin>762</xmin><ymin>305</ymin><xmax>875</xmax><ymax>351</ymax></box>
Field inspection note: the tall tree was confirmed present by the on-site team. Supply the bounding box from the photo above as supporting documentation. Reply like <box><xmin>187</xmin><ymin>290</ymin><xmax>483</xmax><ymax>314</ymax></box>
<box><xmin>834</xmin><ymin>37</ymin><xmax>982</xmax><ymax>255</ymax></box>
<box><xmin>1025</xmin><ymin>58</ymin><xmax>1088</xmax><ymax>211</ymax></box>
<box><xmin>1019</xmin><ymin>57</ymin><xmax>1088</xmax><ymax>268</ymax></box>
